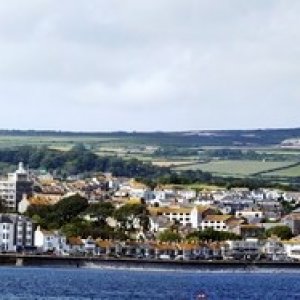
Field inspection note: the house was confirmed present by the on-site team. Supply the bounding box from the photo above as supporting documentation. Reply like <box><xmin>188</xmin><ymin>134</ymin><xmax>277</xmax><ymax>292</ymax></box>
<box><xmin>18</xmin><ymin>193</ymin><xmax>60</xmax><ymax>214</ymax></box>
<box><xmin>151</xmin><ymin>189</ymin><xmax>176</xmax><ymax>207</ymax></box>
<box><xmin>34</xmin><ymin>226</ymin><xmax>68</xmax><ymax>254</ymax></box>
<box><xmin>176</xmin><ymin>189</ymin><xmax>197</xmax><ymax>201</ymax></box>
<box><xmin>0</xmin><ymin>215</ymin><xmax>14</xmax><ymax>251</ymax></box>
<box><xmin>263</xmin><ymin>237</ymin><xmax>286</xmax><ymax>261</ymax></box>
<box><xmin>128</xmin><ymin>180</ymin><xmax>154</xmax><ymax>201</ymax></box>
<box><xmin>149</xmin><ymin>206</ymin><xmax>193</xmax><ymax>227</ymax></box>
<box><xmin>235</xmin><ymin>209</ymin><xmax>265</xmax><ymax>223</ymax></box>
<box><xmin>200</xmin><ymin>215</ymin><xmax>237</xmax><ymax>232</ymax></box>
<box><xmin>283</xmin><ymin>238</ymin><xmax>300</xmax><ymax>261</ymax></box>
<box><xmin>153</xmin><ymin>242</ymin><xmax>178</xmax><ymax>259</ymax></box>
<box><xmin>68</xmin><ymin>237</ymin><xmax>85</xmax><ymax>254</ymax></box>
<box><xmin>283</xmin><ymin>192</ymin><xmax>300</xmax><ymax>203</ymax></box>
<box><xmin>231</xmin><ymin>224</ymin><xmax>264</xmax><ymax>239</ymax></box>
<box><xmin>149</xmin><ymin>215</ymin><xmax>172</xmax><ymax>233</ymax></box>
<box><xmin>95</xmin><ymin>239</ymin><xmax>118</xmax><ymax>256</ymax></box>
<box><xmin>0</xmin><ymin>214</ymin><xmax>35</xmax><ymax>252</ymax></box>
<box><xmin>282</xmin><ymin>208</ymin><xmax>300</xmax><ymax>235</ymax></box>
<box><xmin>224</xmin><ymin>239</ymin><xmax>261</xmax><ymax>260</ymax></box>
<box><xmin>176</xmin><ymin>242</ymin><xmax>203</xmax><ymax>260</ymax></box>
<box><xmin>82</xmin><ymin>237</ymin><xmax>96</xmax><ymax>255</ymax></box>
<box><xmin>190</xmin><ymin>206</ymin><xmax>218</xmax><ymax>229</ymax></box>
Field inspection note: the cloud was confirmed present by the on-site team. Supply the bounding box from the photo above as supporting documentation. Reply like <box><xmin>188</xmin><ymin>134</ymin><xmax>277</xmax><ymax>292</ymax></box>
<box><xmin>0</xmin><ymin>0</ymin><xmax>299</xmax><ymax>131</ymax></box>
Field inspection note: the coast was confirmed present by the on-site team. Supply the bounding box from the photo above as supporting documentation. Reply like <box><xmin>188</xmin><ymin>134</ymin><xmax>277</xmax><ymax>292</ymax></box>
<box><xmin>1</xmin><ymin>254</ymin><xmax>300</xmax><ymax>270</ymax></box>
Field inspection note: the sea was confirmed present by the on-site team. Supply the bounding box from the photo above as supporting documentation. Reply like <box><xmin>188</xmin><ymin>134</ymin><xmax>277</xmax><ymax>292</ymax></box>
<box><xmin>0</xmin><ymin>267</ymin><xmax>300</xmax><ymax>299</ymax></box>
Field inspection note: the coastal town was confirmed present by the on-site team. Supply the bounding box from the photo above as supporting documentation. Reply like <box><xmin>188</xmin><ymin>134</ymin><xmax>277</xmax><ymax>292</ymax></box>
<box><xmin>1</xmin><ymin>162</ymin><xmax>300</xmax><ymax>263</ymax></box>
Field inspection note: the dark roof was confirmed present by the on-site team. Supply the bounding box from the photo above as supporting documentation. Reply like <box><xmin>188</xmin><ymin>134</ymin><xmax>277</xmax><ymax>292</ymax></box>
<box><xmin>0</xmin><ymin>215</ymin><xmax>13</xmax><ymax>224</ymax></box>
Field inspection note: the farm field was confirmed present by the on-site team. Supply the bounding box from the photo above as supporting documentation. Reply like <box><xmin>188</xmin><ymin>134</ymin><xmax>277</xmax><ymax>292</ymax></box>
<box><xmin>0</xmin><ymin>136</ymin><xmax>119</xmax><ymax>149</ymax></box>
<box><xmin>0</xmin><ymin>132</ymin><xmax>299</xmax><ymax>182</ymax></box>
<box><xmin>173</xmin><ymin>160</ymin><xmax>296</xmax><ymax>177</ymax></box>
<box><xmin>262</xmin><ymin>165</ymin><xmax>300</xmax><ymax>177</ymax></box>
<box><xmin>152</xmin><ymin>160</ymin><xmax>199</xmax><ymax>167</ymax></box>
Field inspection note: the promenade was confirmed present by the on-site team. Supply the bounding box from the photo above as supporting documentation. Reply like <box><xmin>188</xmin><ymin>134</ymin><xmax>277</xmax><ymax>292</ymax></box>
<box><xmin>1</xmin><ymin>254</ymin><xmax>300</xmax><ymax>270</ymax></box>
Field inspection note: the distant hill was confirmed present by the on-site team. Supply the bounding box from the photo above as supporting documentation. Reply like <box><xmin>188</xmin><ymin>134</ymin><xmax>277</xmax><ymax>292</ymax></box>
<box><xmin>0</xmin><ymin>128</ymin><xmax>300</xmax><ymax>147</ymax></box>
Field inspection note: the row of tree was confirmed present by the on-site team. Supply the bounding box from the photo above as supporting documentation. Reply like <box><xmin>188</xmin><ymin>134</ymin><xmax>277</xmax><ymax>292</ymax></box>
<box><xmin>0</xmin><ymin>145</ymin><xmax>298</xmax><ymax>190</ymax></box>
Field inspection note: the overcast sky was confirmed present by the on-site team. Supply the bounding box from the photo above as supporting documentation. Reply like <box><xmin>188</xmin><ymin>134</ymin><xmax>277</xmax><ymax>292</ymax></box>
<box><xmin>0</xmin><ymin>0</ymin><xmax>299</xmax><ymax>131</ymax></box>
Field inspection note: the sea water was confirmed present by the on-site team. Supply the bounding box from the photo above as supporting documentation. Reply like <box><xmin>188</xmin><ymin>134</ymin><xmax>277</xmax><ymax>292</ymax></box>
<box><xmin>0</xmin><ymin>267</ymin><xmax>299</xmax><ymax>299</ymax></box>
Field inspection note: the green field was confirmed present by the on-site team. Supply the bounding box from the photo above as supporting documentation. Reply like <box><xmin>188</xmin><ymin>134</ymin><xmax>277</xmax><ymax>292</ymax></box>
<box><xmin>262</xmin><ymin>165</ymin><xmax>300</xmax><ymax>177</ymax></box>
<box><xmin>173</xmin><ymin>160</ymin><xmax>296</xmax><ymax>177</ymax></box>
<box><xmin>0</xmin><ymin>132</ymin><xmax>300</xmax><ymax>182</ymax></box>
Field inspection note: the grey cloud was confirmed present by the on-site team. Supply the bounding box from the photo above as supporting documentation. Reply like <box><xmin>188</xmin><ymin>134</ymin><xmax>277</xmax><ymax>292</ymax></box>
<box><xmin>0</xmin><ymin>0</ymin><xmax>299</xmax><ymax>131</ymax></box>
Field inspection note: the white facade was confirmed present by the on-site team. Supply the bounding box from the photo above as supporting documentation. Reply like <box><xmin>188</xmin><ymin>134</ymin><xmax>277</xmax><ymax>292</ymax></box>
<box><xmin>0</xmin><ymin>163</ymin><xmax>32</xmax><ymax>210</ymax></box>
<box><xmin>0</xmin><ymin>219</ymin><xmax>14</xmax><ymax>251</ymax></box>
<box><xmin>0</xmin><ymin>214</ymin><xmax>34</xmax><ymax>252</ymax></box>
<box><xmin>283</xmin><ymin>242</ymin><xmax>300</xmax><ymax>261</ymax></box>
<box><xmin>34</xmin><ymin>227</ymin><xmax>68</xmax><ymax>254</ymax></box>
<box><xmin>201</xmin><ymin>216</ymin><xmax>233</xmax><ymax>232</ymax></box>
<box><xmin>0</xmin><ymin>180</ymin><xmax>16</xmax><ymax>210</ymax></box>
<box><xmin>235</xmin><ymin>210</ymin><xmax>264</xmax><ymax>223</ymax></box>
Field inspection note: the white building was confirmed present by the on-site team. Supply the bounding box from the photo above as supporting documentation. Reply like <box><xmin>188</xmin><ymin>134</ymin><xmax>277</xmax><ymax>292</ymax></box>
<box><xmin>0</xmin><ymin>214</ymin><xmax>35</xmax><ymax>252</ymax></box>
<box><xmin>235</xmin><ymin>209</ymin><xmax>264</xmax><ymax>223</ymax></box>
<box><xmin>283</xmin><ymin>239</ymin><xmax>300</xmax><ymax>261</ymax></box>
<box><xmin>0</xmin><ymin>163</ymin><xmax>33</xmax><ymax>211</ymax></box>
<box><xmin>34</xmin><ymin>226</ymin><xmax>68</xmax><ymax>254</ymax></box>
<box><xmin>149</xmin><ymin>205</ymin><xmax>215</xmax><ymax>229</ymax></box>
<box><xmin>201</xmin><ymin>215</ymin><xmax>235</xmax><ymax>232</ymax></box>
<box><xmin>0</xmin><ymin>215</ymin><xmax>14</xmax><ymax>251</ymax></box>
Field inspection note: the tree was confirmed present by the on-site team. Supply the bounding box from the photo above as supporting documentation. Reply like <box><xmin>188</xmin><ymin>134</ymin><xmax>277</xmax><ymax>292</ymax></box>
<box><xmin>186</xmin><ymin>228</ymin><xmax>240</xmax><ymax>242</ymax></box>
<box><xmin>26</xmin><ymin>194</ymin><xmax>89</xmax><ymax>230</ymax></box>
<box><xmin>53</xmin><ymin>194</ymin><xmax>89</xmax><ymax>227</ymax></box>
<box><xmin>113</xmin><ymin>203</ymin><xmax>149</xmax><ymax>232</ymax></box>
<box><xmin>158</xmin><ymin>229</ymin><xmax>181</xmax><ymax>242</ymax></box>
<box><xmin>85</xmin><ymin>202</ymin><xmax>115</xmax><ymax>224</ymax></box>
<box><xmin>266</xmin><ymin>226</ymin><xmax>293</xmax><ymax>240</ymax></box>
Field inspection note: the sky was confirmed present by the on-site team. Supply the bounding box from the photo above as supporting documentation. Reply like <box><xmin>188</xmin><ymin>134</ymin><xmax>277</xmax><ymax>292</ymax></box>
<box><xmin>0</xmin><ymin>0</ymin><xmax>299</xmax><ymax>132</ymax></box>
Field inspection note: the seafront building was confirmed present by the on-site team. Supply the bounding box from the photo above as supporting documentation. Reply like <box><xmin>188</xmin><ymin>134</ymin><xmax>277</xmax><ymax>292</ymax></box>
<box><xmin>0</xmin><ymin>214</ymin><xmax>35</xmax><ymax>251</ymax></box>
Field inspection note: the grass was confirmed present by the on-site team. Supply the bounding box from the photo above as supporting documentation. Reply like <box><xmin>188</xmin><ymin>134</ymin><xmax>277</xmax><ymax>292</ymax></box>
<box><xmin>262</xmin><ymin>165</ymin><xmax>300</xmax><ymax>177</ymax></box>
<box><xmin>173</xmin><ymin>160</ymin><xmax>296</xmax><ymax>177</ymax></box>
<box><xmin>0</xmin><ymin>134</ymin><xmax>299</xmax><ymax>181</ymax></box>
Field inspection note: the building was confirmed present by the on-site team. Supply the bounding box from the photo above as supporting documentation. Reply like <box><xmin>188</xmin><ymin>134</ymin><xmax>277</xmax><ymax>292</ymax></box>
<box><xmin>149</xmin><ymin>205</ymin><xmax>218</xmax><ymax>229</ymax></box>
<box><xmin>0</xmin><ymin>214</ymin><xmax>35</xmax><ymax>252</ymax></box>
<box><xmin>231</xmin><ymin>224</ymin><xmax>265</xmax><ymax>239</ymax></box>
<box><xmin>0</xmin><ymin>163</ymin><xmax>33</xmax><ymax>211</ymax></box>
<box><xmin>282</xmin><ymin>208</ymin><xmax>300</xmax><ymax>235</ymax></box>
<box><xmin>34</xmin><ymin>226</ymin><xmax>68</xmax><ymax>254</ymax></box>
<box><xmin>224</xmin><ymin>239</ymin><xmax>261</xmax><ymax>260</ymax></box>
<box><xmin>235</xmin><ymin>209</ymin><xmax>264</xmax><ymax>223</ymax></box>
<box><xmin>0</xmin><ymin>215</ymin><xmax>14</xmax><ymax>251</ymax></box>
<box><xmin>200</xmin><ymin>215</ymin><xmax>236</xmax><ymax>232</ymax></box>
<box><xmin>149</xmin><ymin>206</ymin><xmax>193</xmax><ymax>227</ymax></box>
<box><xmin>283</xmin><ymin>238</ymin><xmax>300</xmax><ymax>261</ymax></box>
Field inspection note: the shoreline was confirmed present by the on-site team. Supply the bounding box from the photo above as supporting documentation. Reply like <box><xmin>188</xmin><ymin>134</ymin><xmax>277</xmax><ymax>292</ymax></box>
<box><xmin>1</xmin><ymin>254</ymin><xmax>300</xmax><ymax>271</ymax></box>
